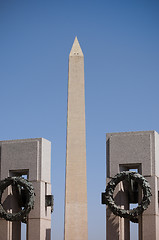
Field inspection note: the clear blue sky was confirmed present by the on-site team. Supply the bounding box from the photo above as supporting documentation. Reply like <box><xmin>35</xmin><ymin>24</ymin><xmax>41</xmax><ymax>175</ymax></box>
<box><xmin>0</xmin><ymin>1</ymin><xmax>159</xmax><ymax>239</ymax></box>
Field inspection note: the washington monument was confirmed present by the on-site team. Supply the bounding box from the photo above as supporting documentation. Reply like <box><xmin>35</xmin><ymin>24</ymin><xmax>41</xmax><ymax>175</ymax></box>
<box><xmin>64</xmin><ymin>37</ymin><xmax>88</xmax><ymax>240</ymax></box>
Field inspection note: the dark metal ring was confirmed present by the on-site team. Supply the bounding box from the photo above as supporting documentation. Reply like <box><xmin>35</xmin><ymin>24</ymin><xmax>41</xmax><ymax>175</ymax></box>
<box><xmin>0</xmin><ymin>177</ymin><xmax>35</xmax><ymax>222</ymax></box>
<box><xmin>104</xmin><ymin>171</ymin><xmax>152</xmax><ymax>223</ymax></box>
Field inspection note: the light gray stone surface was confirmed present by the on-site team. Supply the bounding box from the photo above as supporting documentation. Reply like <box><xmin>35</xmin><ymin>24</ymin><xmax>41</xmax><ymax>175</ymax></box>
<box><xmin>0</xmin><ymin>138</ymin><xmax>52</xmax><ymax>240</ymax></box>
<box><xmin>107</xmin><ymin>131</ymin><xmax>153</xmax><ymax>177</ymax></box>
<box><xmin>106</xmin><ymin>131</ymin><xmax>159</xmax><ymax>240</ymax></box>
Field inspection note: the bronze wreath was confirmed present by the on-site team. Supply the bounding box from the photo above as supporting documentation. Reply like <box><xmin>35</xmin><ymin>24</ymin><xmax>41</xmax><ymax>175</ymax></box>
<box><xmin>104</xmin><ymin>171</ymin><xmax>152</xmax><ymax>223</ymax></box>
<box><xmin>0</xmin><ymin>177</ymin><xmax>35</xmax><ymax>222</ymax></box>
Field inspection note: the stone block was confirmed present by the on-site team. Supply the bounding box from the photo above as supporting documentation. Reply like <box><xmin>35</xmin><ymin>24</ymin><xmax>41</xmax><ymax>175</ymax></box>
<box><xmin>0</xmin><ymin>139</ymin><xmax>40</xmax><ymax>180</ymax></box>
<box><xmin>154</xmin><ymin>131</ymin><xmax>159</xmax><ymax>176</ymax></box>
<box><xmin>106</xmin><ymin>131</ymin><xmax>159</xmax><ymax>240</ymax></box>
<box><xmin>141</xmin><ymin>215</ymin><xmax>157</xmax><ymax>240</ymax></box>
<box><xmin>143</xmin><ymin>176</ymin><xmax>158</xmax><ymax>215</ymax></box>
<box><xmin>41</xmin><ymin>138</ymin><xmax>51</xmax><ymax>183</ymax></box>
<box><xmin>106</xmin><ymin>131</ymin><xmax>155</xmax><ymax>177</ymax></box>
<box><xmin>0</xmin><ymin>138</ymin><xmax>52</xmax><ymax>240</ymax></box>
<box><xmin>28</xmin><ymin>218</ymin><xmax>51</xmax><ymax>240</ymax></box>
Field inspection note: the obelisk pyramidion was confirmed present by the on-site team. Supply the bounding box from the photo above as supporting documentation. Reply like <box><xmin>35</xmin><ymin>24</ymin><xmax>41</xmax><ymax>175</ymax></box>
<box><xmin>64</xmin><ymin>37</ymin><xmax>88</xmax><ymax>240</ymax></box>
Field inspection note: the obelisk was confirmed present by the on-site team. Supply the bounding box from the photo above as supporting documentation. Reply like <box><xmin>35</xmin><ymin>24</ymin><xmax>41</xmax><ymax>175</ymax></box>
<box><xmin>64</xmin><ymin>37</ymin><xmax>88</xmax><ymax>240</ymax></box>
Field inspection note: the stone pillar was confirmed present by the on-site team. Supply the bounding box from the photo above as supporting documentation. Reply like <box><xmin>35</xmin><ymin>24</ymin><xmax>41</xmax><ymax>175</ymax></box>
<box><xmin>0</xmin><ymin>138</ymin><xmax>52</xmax><ymax>240</ymax></box>
<box><xmin>106</xmin><ymin>131</ymin><xmax>159</xmax><ymax>240</ymax></box>
<box><xmin>64</xmin><ymin>37</ymin><xmax>88</xmax><ymax>240</ymax></box>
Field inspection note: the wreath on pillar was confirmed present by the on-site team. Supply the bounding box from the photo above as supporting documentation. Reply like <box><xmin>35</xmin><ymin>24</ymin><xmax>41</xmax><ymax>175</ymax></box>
<box><xmin>104</xmin><ymin>171</ymin><xmax>152</xmax><ymax>223</ymax></box>
<box><xmin>0</xmin><ymin>177</ymin><xmax>35</xmax><ymax>223</ymax></box>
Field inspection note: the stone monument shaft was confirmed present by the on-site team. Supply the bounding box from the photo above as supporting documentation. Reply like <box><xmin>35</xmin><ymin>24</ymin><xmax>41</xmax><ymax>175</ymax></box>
<box><xmin>64</xmin><ymin>37</ymin><xmax>88</xmax><ymax>240</ymax></box>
